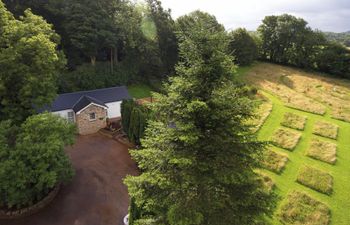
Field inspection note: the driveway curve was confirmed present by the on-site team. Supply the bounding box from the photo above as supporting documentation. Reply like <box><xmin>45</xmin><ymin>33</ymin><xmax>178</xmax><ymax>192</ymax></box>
<box><xmin>1</xmin><ymin>134</ymin><xmax>138</xmax><ymax>225</ymax></box>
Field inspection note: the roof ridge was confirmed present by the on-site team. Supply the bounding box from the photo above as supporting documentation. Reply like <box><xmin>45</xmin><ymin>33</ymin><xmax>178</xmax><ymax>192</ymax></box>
<box><xmin>58</xmin><ymin>86</ymin><xmax>127</xmax><ymax>96</ymax></box>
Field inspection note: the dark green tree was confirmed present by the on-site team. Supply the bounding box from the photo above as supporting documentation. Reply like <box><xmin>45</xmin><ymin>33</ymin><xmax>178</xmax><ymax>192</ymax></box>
<box><xmin>315</xmin><ymin>42</ymin><xmax>350</xmax><ymax>78</ymax></box>
<box><xmin>125</xmin><ymin>12</ymin><xmax>276</xmax><ymax>225</ymax></box>
<box><xmin>176</xmin><ymin>10</ymin><xmax>225</xmax><ymax>38</ymax></box>
<box><xmin>0</xmin><ymin>113</ymin><xmax>76</xmax><ymax>209</ymax></box>
<box><xmin>228</xmin><ymin>28</ymin><xmax>258</xmax><ymax>66</ymax></box>
<box><xmin>0</xmin><ymin>1</ymin><xmax>65</xmax><ymax>123</ymax></box>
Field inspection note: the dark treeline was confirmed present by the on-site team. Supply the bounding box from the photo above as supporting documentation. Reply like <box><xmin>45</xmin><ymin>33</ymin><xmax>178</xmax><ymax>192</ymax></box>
<box><xmin>257</xmin><ymin>14</ymin><xmax>350</xmax><ymax>78</ymax></box>
<box><xmin>4</xmin><ymin>0</ymin><xmax>178</xmax><ymax>92</ymax></box>
<box><xmin>4</xmin><ymin>1</ymin><xmax>350</xmax><ymax>93</ymax></box>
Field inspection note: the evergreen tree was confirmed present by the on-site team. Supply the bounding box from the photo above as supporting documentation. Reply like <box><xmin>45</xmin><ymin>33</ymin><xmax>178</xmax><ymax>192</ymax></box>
<box><xmin>125</xmin><ymin>13</ymin><xmax>276</xmax><ymax>225</ymax></box>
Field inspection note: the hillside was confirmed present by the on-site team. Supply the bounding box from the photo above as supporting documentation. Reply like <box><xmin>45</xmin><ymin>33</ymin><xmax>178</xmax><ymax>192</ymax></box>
<box><xmin>324</xmin><ymin>31</ymin><xmax>350</xmax><ymax>47</ymax></box>
<box><xmin>242</xmin><ymin>63</ymin><xmax>350</xmax><ymax>225</ymax></box>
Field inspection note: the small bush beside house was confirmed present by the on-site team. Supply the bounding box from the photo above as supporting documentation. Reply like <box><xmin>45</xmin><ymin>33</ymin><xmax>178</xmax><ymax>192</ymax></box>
<box><xmin>121</xmin><ymin>100</ymin><xmax>149</xmax><ymax>145</ymax></box>
<box><xmin>0</xmin><ymin>113</ymin><xmax>76</xmax><ymax>209</ymax></box>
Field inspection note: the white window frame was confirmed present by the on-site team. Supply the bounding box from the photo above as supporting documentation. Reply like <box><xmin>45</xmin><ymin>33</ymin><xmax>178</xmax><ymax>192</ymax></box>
<box><xmin>89</xmin><ymin>112</ymin><xmax>96</xmax><ymax>121</ymax></box>
<box><xmin>67</xmin><ymin>111</ymin><xmax>75</xmax><ymax>123</ymax></box>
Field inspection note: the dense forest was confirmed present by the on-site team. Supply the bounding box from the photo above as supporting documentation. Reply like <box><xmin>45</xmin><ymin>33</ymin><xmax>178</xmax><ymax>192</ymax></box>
<box><xmin>3</xmin><ymin>0</ymin><xmax>350</xmax><ymax>96</ymax></box>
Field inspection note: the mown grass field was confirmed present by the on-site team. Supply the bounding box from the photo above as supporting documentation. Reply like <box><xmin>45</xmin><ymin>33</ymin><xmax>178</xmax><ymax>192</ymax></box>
<box><xmin>242</xmin><ymin>63</ymin><xmax>350</xmax><ymax>225</ymax></box>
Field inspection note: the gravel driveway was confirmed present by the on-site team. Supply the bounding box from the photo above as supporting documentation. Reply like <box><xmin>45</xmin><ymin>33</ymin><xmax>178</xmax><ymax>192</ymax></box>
<box><xmin>1</xmin><ymin>134</ymin><xmax>138</xmax><ymax>225</ymax></box>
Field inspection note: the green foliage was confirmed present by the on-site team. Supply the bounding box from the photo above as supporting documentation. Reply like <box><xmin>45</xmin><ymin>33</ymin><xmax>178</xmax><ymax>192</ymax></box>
<box><xmin>228</xmin><ymin>28</ymin><xmax>258</xmax><ymax>66</ymax></box>
<box><xmin>258</xmin><ymin>14</ymin><xmax>350</xmax><ymax>78</ymax></box>
<box><xmin>125</xmin><ymin>12</ymin><xmax>276</xmax><ymax>225</ymax></box>
<box><xmin>0</xmin><ymin>113</ymin><xmax>76</xmax><ymax>209</ymax></box>
<box><xmin>0</xmin><ymin>2</ymin><xmax>65</xmax><ymax>123</ymax></box>
<box><xmin>121</xmin><ymin>100</ymin><xmax>148</xmax><ymax>145</ymax></box>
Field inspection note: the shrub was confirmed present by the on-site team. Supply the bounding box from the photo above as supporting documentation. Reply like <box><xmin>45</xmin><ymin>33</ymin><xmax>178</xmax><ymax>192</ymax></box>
<box><xmin>296</xmin><ymin>166</ymin><xmax>333</xmax><ymax>195</ymax></box>
<box><xmin>262</xmin><ymin>149</ymin><xmax>289</xmax><ymax>174</ymax></box>
<box><xmin>279</xmin><ymin>191</ymin><xmax>330</xmax><ymax>225</ymax></box>
<box><xmin>121</xmin><ymin>99</ymin><xmax>149</xmax><ymax>145</ymax></box>
<box><xmin>313</xmin><ymin>121</ymin><xmax>339</xmax><ymax>140</ymax></box>
<box><xmin>281</xmin><ymin>112</ymin><xmax>307</xmax><ymax>130</ymax></box>
<box><xmin>271</xmin><ymin>128</ymin><xmax>302</xmax><ymax>151</ymax></box>
<box><xmin>0</xmin><ymin>113</ymin><xmax>76</xmax><ymax>209</ymax></box>
<box><xmin>307</xmin><ymin>139</ymin><xmax>337</xmax><ymax>165</ymax></box>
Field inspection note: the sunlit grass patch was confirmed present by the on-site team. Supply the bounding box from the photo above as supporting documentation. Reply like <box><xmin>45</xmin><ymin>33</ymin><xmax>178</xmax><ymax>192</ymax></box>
<box><xmin>297</xmin><ymin>166</ymin><xmax>333</xmax><ymax>195</ymax></box>
<box><xmin>271</xmin><ymin>128</ymin><xmax>302</xmax><ymax>151</ymax></box>
<box><xmin>307</xmin><ymin>139</ymin><xmax>337</xmax><ymax>165</ymax></box>
<box><xmin>247</xmin><ymin>99</ymin><xmax>273</xmax><ymax>133</ymax></box>
<box><xmin>281</xmin><ymin>112</ymin><xmax>307</xmax><ymax>130</ymax></box>
<box><xmin>262</xmin><ymin>149</ymin><xmax>288</xmax><ymax>174</ymax></box>
<box><xmin>279</xmin><ymin>191</ymin><xmax>330</xmax><ymax>225</ymax></box>
<box><xmin>313</xmin><ymin>121</ymin><xmax>339</xmax><ymax>140</ymax></box>
<box><xmin>257</xmin><ymin>172</ymin><xmax>275</xmax><ymax>193</ymax></box>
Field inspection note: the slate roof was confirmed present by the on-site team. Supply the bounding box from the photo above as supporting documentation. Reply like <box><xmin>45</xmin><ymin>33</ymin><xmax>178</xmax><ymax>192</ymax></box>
<box><xmin>72</xmin><ymin>95</ymin><xmax>108</xmax><ymax>113</ymax></box>
<box><xmin>42</xmin><ymin>86</ymin><xmax>131</xmax><ymax>112</ymax></box>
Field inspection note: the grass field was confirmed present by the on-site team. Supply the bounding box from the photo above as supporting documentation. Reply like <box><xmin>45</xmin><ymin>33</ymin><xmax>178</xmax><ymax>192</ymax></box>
<box><xmin>243</xmin><ymin>63</ymin><xmax>350</xmax><ymax>225</ymax></box>
<box><xmin>127</xmin><ymin>84</ymin><xmax>153</xmax><ymax>99</ymax></box>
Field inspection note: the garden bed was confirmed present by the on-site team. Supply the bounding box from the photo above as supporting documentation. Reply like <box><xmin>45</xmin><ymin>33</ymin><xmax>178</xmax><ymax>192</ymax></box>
<box><xmin>307</xmin><ymin>139</ymin><xmax>337</xmax><ymax>165</ymax></box>
<box><xmin>271</xmin><ymin>128</ymin><xmax>302</xmax><ymax>151</ymax></box>
<box><xmin>262</xmin><ymin>149</ymin><xmax>288</xmax><ymax>174</ymax></box>
<box><xmin>281</xmin><ymin>112</ymin><xmax>307</xmax><ymax>130</ymax></box>
<box><xmin>296</xmin><ymin>166</ymin><xmax>333</xmax><ymax>195</ymax></box>
<box><xmin>313</xmin><ymin>121</ymin><xmax>339</xmax><ymax>140</ymax></box>
<box><xmin>279</xmin><ymin>191</ymin><xmax>330</xmax><ymax>225</ymax></box>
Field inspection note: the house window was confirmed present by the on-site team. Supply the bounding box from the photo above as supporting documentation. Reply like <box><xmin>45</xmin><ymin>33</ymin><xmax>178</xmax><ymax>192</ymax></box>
<box><xmin>67</xmin><ymin>111</ymin><xmax>74</xmax><ymax>123</ymax></box>
<box><xmin>89</xmin><ymin>112</ymin><xmax>96</xmax><ymax>121</ymax></box>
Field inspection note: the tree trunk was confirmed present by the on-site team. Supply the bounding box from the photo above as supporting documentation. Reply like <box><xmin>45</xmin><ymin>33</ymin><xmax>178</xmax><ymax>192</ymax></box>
<box><xmin>90</xmin><ymin>56</ymin><xmax>96</xmax><ymax>66</ymax></box>
<box><xmin>114</xmin><ymin>47</ymin><xmax>119</xmax><ymax>64</ymax></box>
<box><xmin>110</xmin><ymin>48</ymin><xmax>114</xmax><ymax>74</ymax></box>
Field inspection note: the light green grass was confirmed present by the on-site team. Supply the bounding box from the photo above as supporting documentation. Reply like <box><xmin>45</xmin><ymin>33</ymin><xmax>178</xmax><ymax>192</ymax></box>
<box><xmin>257</xmin><ymin>91</ymin><xmax>350</xmax><ymax>225</ymax></box>
<box><xmin>127</xmin><ymin>84</ymin><xmax>153</xmax><ymax>99</ymax></box>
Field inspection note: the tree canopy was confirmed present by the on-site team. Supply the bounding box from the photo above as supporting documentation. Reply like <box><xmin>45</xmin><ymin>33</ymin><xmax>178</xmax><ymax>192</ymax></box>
<box><xmin>125</xmin><ymin>11</ymin><xmax>276</xmax><ymax>225</ymax></box>
<box><xmin>228</xmin><ymin>28</ymin><xmax>258</xmax><ymax>66</ymax></box>
<box><xmin>0</xmin><ymin>1</ymin><xmax>65</xmax><ymax>123</ymax></box>
<box><xmin>0</xmin><ymin>113</ymin><xmax>76</xmax><ymax>209</ymax></box>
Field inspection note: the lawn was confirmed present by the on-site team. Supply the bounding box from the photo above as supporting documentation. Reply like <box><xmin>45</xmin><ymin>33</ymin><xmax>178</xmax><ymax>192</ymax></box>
<box><xmin>244</xmin><ymin>63</ymin><xmax>350</xmax><ymax>225</ymax></box>
<box><xmin>127</xmin><ymin>84</ymin><xmax>153</xmax><ymax>99</ymax></box>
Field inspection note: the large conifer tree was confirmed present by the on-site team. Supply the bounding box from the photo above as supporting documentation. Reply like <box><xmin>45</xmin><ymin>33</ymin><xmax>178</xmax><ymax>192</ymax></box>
<box><xmin>125</xmin><ymin>13</ymin><xmax>275</xmax><ymax>225</ymax></box>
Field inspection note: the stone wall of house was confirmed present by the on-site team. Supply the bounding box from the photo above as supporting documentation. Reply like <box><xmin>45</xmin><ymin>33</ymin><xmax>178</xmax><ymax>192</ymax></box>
<box><xmin>76</xmin><ymin>105</ymin><xmax>107</xmax><ymax>135</ymax></box>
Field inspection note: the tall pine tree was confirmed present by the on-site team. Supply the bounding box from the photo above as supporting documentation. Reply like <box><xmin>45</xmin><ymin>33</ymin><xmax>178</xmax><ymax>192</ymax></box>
<box><xmin>125</xmin><ymin>12</ymin><xmax>276</xmax><ymax>225</ymax></box>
